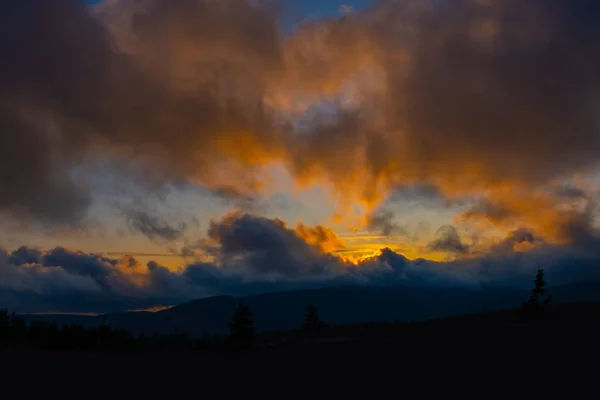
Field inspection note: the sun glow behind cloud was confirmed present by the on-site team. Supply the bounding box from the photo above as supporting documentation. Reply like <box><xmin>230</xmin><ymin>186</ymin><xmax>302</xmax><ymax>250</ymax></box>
<box><xmin>2</xmin><ymin>0</ymin><xmax>600</xmax><ymax>313</ymax></box>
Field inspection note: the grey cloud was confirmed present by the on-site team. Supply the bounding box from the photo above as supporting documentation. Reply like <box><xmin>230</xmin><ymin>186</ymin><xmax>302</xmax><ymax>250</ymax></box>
<box><xmin>3</xmin><ymin>212</ymin><xmax>600</xmax><ymax>313</ymax></box>
<box><xmin>462</xmin><ymin>200</ymin><xmax>512</xmax><ymax>223</ymax></box>
<box><xmin>42</xmin><ymin>247</ymin><xmax>117</xmax><ymax>279</ymax></box>
<box><xmin>366</xmin><ymin>210</ymin><xmax>405</xmax><ymax>237</ymax></box>
<box><xmin>0</xmin><ymin>0</ymin><xmax>283</xmax><ymax>225</ymax></box>
<box><xmin>555</xmin><ymin>184</ymin><xmax>588</xmax><ymax>199</ymax></box>
<box><xmin>8</xmin><ymin>246</ymin><xmax>42</xmax><ymax>266</ymax></box>
<box><xmin>388</xmin><ymin>0</ymin><xmax>600</xmax><ymax>185</ymax></box>
<box><xmin>125</xmin><ymin>209</ymin><xmax>188</xmax><ymax>242</ymax></box>
<box><xmin>0</xmin><ymin>0</ymin><xmax>112</xmax><ymax>224</ymax></box>
<box><xmin>206</xmin><ymin>212</ymin><xmax>341</xmax><ymax>278</ymax></box>
<box><xmin>556</xmin><ymin>208</ymin><xmax>600</xmax><ymax>254</ymax></box>
<box><xmin>489</xmin><ymin>228</ymin><xmax>545</xmax><ymax>254</ymax></box>
<box><xmin>4</xmin><ymin>0</ymin><xmax>600</xmax><ymax>232</ymax></box>
<box><xmin>428</xmin><ymin>225</ymin><xmax>470</xmax><ymax>254</ymax></box>
<box><xmin>390</xmin><ymin>184</ymin><xmax>450</xmax><ymax>205</ymax></box>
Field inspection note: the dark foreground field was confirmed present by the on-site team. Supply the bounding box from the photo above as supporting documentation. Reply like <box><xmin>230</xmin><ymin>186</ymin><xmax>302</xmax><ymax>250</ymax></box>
<box><xmin>2</xmin><ymin>304</ymin><xmax>599</xmax><ymax>396</ymax></box>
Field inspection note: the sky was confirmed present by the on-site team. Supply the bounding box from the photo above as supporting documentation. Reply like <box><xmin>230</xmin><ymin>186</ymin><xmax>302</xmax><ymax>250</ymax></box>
<box><xmin>2</xmin><ymin>0</ymin><xmax>600</xmax><ymax>313</ymax></box>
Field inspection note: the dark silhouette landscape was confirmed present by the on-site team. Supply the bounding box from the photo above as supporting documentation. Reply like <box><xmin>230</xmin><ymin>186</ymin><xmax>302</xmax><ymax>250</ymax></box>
<box><xmin>18</xmin><ymin>279</ymin><xmax>600</xmax><ymax>335</ymax></box>
<box><xmin>2</xmin><ymin>269</ymin><xmax>599</xmax><ymax>395</ymax></box>
<box><xmin>3</xmin><ymin>0</ymin><xmax>600</xmax><ymax>395</ymax></box>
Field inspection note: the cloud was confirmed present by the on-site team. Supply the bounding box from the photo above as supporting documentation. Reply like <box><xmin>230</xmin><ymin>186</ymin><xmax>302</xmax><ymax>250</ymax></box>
<box><xmin>279</xmin><ymin>0</ymin><xmax>600</xmax><ymax>226</ymax></box>
<box><xmin>8</xmin><ymin>246</ymin><xmax>42</xmax><ymax>266</ymax></box>
<box><xmin>124</xmin><ymin>209</ymin><xmax>188</xmax><ymax>242</ymax></box>
<box><xmin>384</xmin><ymin>0</ymin><xmax>600</xmax><ymax>189</ymax></box>
<box><xmin>0</xmin><ymin>0</ymin><xmax>108</xmax><ymax>224</ymax></box>
<box><xmin>488</xmin><ymin>228</ymin><xmax>545</xmax><ymax>254</ymax></box>
<box><xmin>205</xmin><ymin>211</ymin><xmax>343</xmax><ymax>278</ymax></box>
<box><xmin>208</xmin><ymin>186</ymin><xmax>259</xmax><ymax>209</ymax></box>
<box><xmin>9</xmin><ymin>1</ymin><xmax>600</xmax><ymax>312</ymax></box>
<box><xmin>294</xmin><ymin>223</ymin><xmax>346</xmax><ymax>253</ymax></box>
<box><xmin>0</xmin><ymin>0</ymin><xmax>283</xmax><ymax>225</ymax></box>
<box><xmin>2</xmin><ymin>0</ymin><xmax>600</xmax><ymax>235</ymax></box>
<box><xmin>389</xmin><ymin>184</ymin><xmax>451</xmax><ymax>206</ymax></box>
<box><xmin>461</xmin><ymin>200</ymin><xmax>512</xmax><ymax>226</ymax></box>
<box><xmin>365</xmin><ymin>210</ymin><xmax>405</xmax><ymax>237</ymax></box>
<box><xmin>457</xmin><ymin>186</ymin><xmax>600</xmax><ymax>246</ymax></box>
<box><xmin>339</xmin><ymin>5</ymin><xmax>354</xmax><ymax>15</ymax></box>
<box><xmin>554</xmin><ymin>184</ymin><xmax>588</xmax><ymax>199</ymax></box>
<box><xmin>42</xmin><ymin>247</ymin><xmax>118</xmax><ymax>279</ymax></box>
<box><xmin>428</xmin><ymin>226</ymin><xmax>470</xmax><ymax>255</ymax></box>
<box><xmin>2</xmin><ymin>212</ymin><xmax>600</xmax><ymax>313</ymax></box>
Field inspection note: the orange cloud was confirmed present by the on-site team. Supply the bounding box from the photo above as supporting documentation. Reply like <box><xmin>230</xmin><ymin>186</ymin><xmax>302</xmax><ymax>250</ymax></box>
<box><xmin>3</xmin><ymin>0</ymin><xmax>600</xmax><ymax>252</ymax></box>
<box><xmin>456</xmin><ymin>182</ymin><xmax>596</xmax><ymax>244</ymax></box>
<box><xmin>294</xmin><ymin>223</ymin><xmax>345</xmax><ymax>253</ymax></box>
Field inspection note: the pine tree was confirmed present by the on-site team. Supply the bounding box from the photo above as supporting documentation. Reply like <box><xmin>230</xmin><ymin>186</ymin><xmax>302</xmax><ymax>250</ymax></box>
<box><xmin>229</xmin><ymin>301</ymin><xmax>255</xmax><ymax>349</ymax></box>
<box><xmin>97</xmin><ymin>314</ymin><xmax>109</xmax><ymax>350</ymax></box>
<box><xmin>10</xmin><ymin>312</ymin><xmax>27</xmax><ymax>343</ymax></box>
<box><xmin>521</xmin><ymin>266</ymin><xmax>552</xmax><ymax>318</ymax></box>
<box><xmin>303</xmin><ymin>304</ymin><xmax>325</xmax><ymax>336</ymax></box>
<box><xmin>0</xmin><ymin>309</ymin><xmax>9</xmax><ymax>345</ymax></box>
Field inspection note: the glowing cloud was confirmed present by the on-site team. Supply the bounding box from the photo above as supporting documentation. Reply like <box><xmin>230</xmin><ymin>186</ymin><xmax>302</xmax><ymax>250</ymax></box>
<box><xmin>2</xmin><ymin>0</ymin><xmax>600</xmax><ymax>264</ymax></box>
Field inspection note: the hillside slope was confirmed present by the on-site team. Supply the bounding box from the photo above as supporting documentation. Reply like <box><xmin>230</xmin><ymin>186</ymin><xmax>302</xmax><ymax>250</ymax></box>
<box><xmin>21</xmin><ymin>281</ymin><xmax>600</xmax><ymax>336</ymax></box>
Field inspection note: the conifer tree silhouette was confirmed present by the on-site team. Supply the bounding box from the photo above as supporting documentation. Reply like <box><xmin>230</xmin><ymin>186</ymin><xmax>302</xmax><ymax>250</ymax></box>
<box><xmin>229</xmin><ymin>301</ymin><xmax>255</xmax><ymax>349</ymax></box>
<box><xmin>97</xmin><ymin>313</ymin><xmax>108</xmax><ymax>350</ymax></box>
<box><xmin>303</xmin><ymin>303</ymin><xmax>325</xmax><ymax>336</ymax></box>
<box><xmin>10</xmin><ymin>312</ymin><xmax>26</xmax><ymax>343</ymax></box>
<box><xmin>522</xmin><ymin>266</ymin><xmax>552</xmax><ymax>318</ymax></box>
<box><xmin>0</xmin><ymin>309</ymin><xmax>8</xmax><ymax>345</ymax></box>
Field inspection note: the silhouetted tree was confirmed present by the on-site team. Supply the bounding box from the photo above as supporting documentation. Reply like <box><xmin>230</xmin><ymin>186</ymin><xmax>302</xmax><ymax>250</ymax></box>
<box><xmin>303</xmin><ymin>304</ymin><xmax>325</xmax><ymax>336</ymax></box>
<box><xmin>521</xmin><ymin>266</ymin><xmax>552</xmax><ymax>318</ymax></box>
<box><xmin>229</xmin><ymin>301</ymin><xmax>255</xmax><ymax>349</ymax></box>
<box><xmin>97</xmin><ymin>314</ymin><xmax>108</xmax><ymax>350</ymax></box>
<box><xmin>0</xmin><ymin>307</ymin><xmax>231</xmax><ymax>353</ymax></box>
<box><xmin>0</xmin><ymin>309</ymin><xmax>9</xmax><ymax>345</ymax></box>
<box><xmin>10</xmin><ymin>312</ymin><xmax>27</xmax><ymax>344</ymax></box>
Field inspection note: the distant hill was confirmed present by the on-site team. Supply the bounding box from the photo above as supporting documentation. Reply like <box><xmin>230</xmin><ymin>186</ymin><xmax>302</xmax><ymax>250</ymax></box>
<box><xmin>21</xmin><ymin>281</ymin><xmax>600</xmax><ymax>336</ymax></box>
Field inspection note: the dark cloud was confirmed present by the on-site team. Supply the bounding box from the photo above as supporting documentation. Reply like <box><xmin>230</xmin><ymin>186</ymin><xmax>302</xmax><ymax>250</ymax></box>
<box><xmin>90</xmin><ymin>0</ymin><xmax>285</xmax><ymax>193</ymax></box>
<box><xmin>428</xmin><ymin>225</ymin><xmax>470</xmax><ymax>255</ymax></box>
<box><xmin>0</xmin><ymin>0</ymin><xmax>283</xmax><ymax>225</ymax></box>
<box><xmin>462</xmin><ymin>200</ymin><xmax>512</xmax><ymax>224</ymax></box>
<box><xmin>387</xmin><ymin>0</ymin><xmax>600</xmax><ymax>186</ymax></box>
<box><xmin>0</xmin><ymin>0</ymin><xmax>111</xmax><ymax>224</ymax></box>
<box><xmin>371</xmin><ymin>247</ymin><xmax>410</xmax><ymax>273</ymax></box>
<box><xmin>124</xmin><ymin>209</ymin><xmax>187</xmax><ymax>242</ymax></box>
<box><xmin>489</xmin><ymin>228</ymin><xmax>545</xmax><ymax>254</ymax></box>
<box><xmin>390</xmin><ymin>184</ymin><xmax>451</xmax><ymax>205</ymax></box>
<box><xmin>3</xmin><ymin>0</ymin><xmax>600</xmax><ymax>232</ymax></box>
<box><xmin>2</xmin><ymin>212</ymin><xmax>600</xmax><ymax>313</ymax></box>
<box><xmin>42</xmin><ymin>247</ymin><xmax>117</xmax><ymax>279</ymax></box>
<box><xmin>554</xmin><ymin>184</ymin><xmax>588</xmax><ymax>199</ymax></box>
<box><xmin>121</xmin><ymin>255</ymin><xmax>140</xmax><ymax>269</ymax></box>
<box><xmin>555</xmin><ymin>202</ymin><xmax>600</xmax><ymax>253</ymax></box>
<box><xmin>8</xmin><ymin>246</ymin><xmax>42</xmax><ymax>266</ymax></box>
<box><xmin>209</xmin><ymin>186</ymin><xmax>258</xmax><ymax>209</ymax></box>
<box><xmin>365</xmin><ymin>210</ymin><xmax>405</xmax><ymax>237</ymax></box>
<box><xmin>358</xmin><ymin>248</ymin><xmax>470</xmax><ymax>288</ymax></box>
<box><xmin>3</xmin><ymin>1</ymin><xmax>600</xmax><ymax>312</ymax></box>
<box><xmin>206</xmin><ymin>211</ymin><xmax>341</xmax><ymax>277</ymax></box>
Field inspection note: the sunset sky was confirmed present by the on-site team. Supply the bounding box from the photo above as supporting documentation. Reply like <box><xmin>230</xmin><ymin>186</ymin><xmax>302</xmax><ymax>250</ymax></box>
<box><xmin>1</xmin><ymin>0</ymin><xmax>600</xmax><ymax>313</ymax></box>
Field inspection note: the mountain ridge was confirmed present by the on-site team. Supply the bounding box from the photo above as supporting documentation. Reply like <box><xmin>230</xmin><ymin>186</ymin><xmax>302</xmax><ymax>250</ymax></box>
<box><xmin>20</xmin><ymin>280</ymin><xmax>600</xmax><ymax>336</ymax></box>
